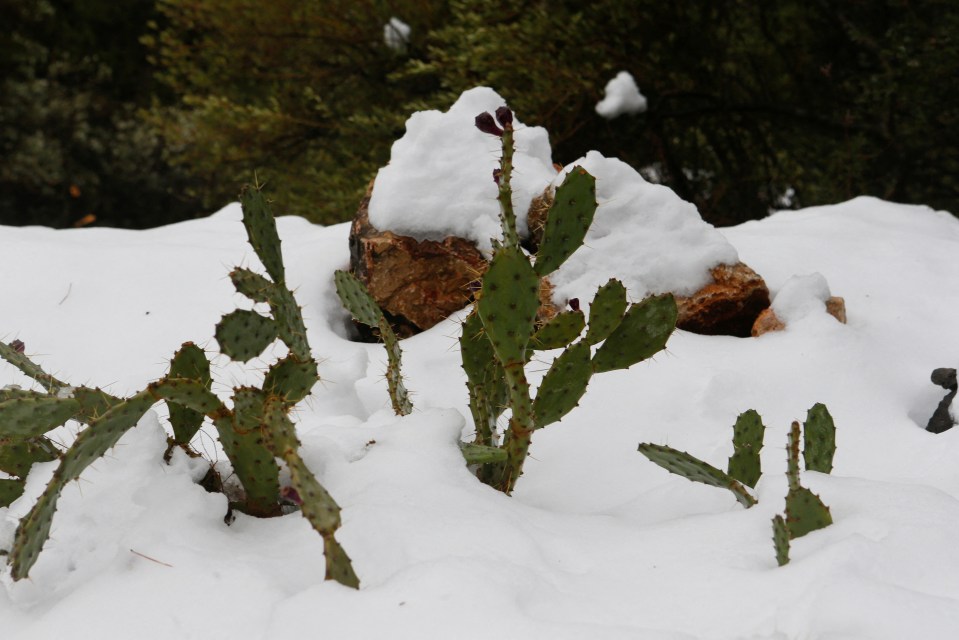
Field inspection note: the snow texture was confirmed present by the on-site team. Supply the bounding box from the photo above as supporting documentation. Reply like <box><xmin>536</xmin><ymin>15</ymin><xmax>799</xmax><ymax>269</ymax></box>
<box><xmin>595</xmin><ymin>71</ymin><xmax>648</xmax><ymax>119</ymax></box>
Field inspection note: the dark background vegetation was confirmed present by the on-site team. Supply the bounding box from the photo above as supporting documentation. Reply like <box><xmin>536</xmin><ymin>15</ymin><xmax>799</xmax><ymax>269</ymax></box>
<box><xmin>3</xmin><ymin>0</ymin><xmax>956</xmax><ymax>229</ymax></box>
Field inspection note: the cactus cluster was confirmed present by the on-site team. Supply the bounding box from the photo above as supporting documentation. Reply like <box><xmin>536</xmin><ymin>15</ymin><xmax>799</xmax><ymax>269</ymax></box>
<box><xmin>466</xmin><ymin>106</ymin><xmax>678</xmax><ymax>493</ymax></box>
<box><xmin>638</xmin><ymin>403</ymin><xmax>835</xmax><ymax>566</ymax></box>
<box><xmin>334</xmin><ymin>270</ymin><xmax>412</xmax><ymax>416</ymax></box>
<box><xmin>0</xmin><ymin>185</ymin><xmax>358</xmax><ymax>588</ymax></box>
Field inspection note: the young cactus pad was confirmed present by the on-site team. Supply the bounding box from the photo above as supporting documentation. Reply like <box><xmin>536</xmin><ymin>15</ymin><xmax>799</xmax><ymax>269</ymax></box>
<box><xmin>727</xmin><ymin>409</ymin><xmax>765</xmax><ymax>488</ymax></box>
<box><xmin>534</xmin><ymin>167</ymin><xmax>597</xmax><ymax>276</ymax></box>
<box><xmin>334</xmin><ymin>270</ymin><xmax>412</xmax><ymax>416</ymax></box>
<box><xmin>802</xmin><ymin>403</ymin><xmax>836</xmax><ymax>473</ymax></box>
<box><xmin>638</xmin><ymin>443</ymin><xmax>757</xmax><ymax>508</ymax></box>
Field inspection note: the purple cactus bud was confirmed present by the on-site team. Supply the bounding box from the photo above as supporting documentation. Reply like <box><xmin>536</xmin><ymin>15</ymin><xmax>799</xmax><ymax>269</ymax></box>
<box><xmin>492</xmin><ymin>168</ymin><xmax>502</xmax><ymax>185</ymax></box>
<box><xmin>494</xmin><ymin>106</ymin><xmax>514</xmax><ymax>128</ymax></box>
<box><xmin>475</xmin><ymin>112</ymin><xmax>503</xmax><ymax>137</ymax></box>
<box><xmin>280</xmin><ymin>486</ymin><xmax>302</xmax><ymax>505</ymax></box>
<box><xmin>10</xmin><ymin>340</ymin><xmax>25</xmax><ymax>353</ymax></box>
<box><xmin>569</xmin><ymin>298</ymin><xmax>580</xmax><ymax>312</ymax></box>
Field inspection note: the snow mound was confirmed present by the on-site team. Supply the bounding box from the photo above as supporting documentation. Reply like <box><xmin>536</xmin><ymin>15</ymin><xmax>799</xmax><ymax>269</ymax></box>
<box><xmin>771</xmin><ymin>273</ymin><xmax>832</xmax><ymax>324</ymax></box>
<box><xmin>549</xmin><ymin>151</ymin><xmax>739</xmax><ymax>304</ymax></box>
<box><xmin>368</xmin><ymin>87</ymin><xmax>557</xmax><ymax>253</ymax></box>
<box><xmin>383</xmin><ymin>17</ymin><xmax>410</xmax><ymax>53</ymax></box>
<box><xmin>595</xmin><ymin>71</ymin><xmax>648</xmax><ymax>119</ymax></box>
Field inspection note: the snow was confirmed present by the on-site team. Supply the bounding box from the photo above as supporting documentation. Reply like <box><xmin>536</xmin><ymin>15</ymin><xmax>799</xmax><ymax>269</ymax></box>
<box><xmin>4</xmin><ymin>103</ymin><xmax>959</xmax><ymax>638</ymax></box>
<box><xmin>595</xmin><ymin>71</ymin><xmax>648</xmax><ymax>119</ymax></box>
<box><xmin>550</xmin><ymin>151</ymin><xmax>739</xmax><ymax>304</ymax></box>
<box><xmin>368</xmin><ymin>87</ymin><xmax>558</xmax><ymax>253</ymax></box>
<box><xmin>383</xmin><ymin>17</ymin><xmax>411</xmax><ymax>53</ymax></box>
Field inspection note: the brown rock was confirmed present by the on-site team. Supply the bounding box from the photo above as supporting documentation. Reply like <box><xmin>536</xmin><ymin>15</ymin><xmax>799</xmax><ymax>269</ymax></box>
<box><xmin>349</xmin><ymin>181</ymin><xmax>488</xmax><ymax>337</ymax></box>
<box><xmin>751</xmin><ymin>308</ymin><xmax>786</xmax><ymax>337</ymax></box>
<box><xmin>674</xmin><ymin>263</ymin><xmax>771</xmax><ymax>338</ymax></box>
<box><xmin>750</xmin><ymin>295</ymin><xmax>848</xmax><ymax>337</ymax></box>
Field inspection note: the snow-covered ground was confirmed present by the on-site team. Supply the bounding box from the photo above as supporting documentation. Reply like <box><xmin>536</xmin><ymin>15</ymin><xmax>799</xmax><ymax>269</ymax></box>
<box><xmin>2</xmin><ymin>89</ymin><xmax>959</xmax><ymax>639</ymax></box>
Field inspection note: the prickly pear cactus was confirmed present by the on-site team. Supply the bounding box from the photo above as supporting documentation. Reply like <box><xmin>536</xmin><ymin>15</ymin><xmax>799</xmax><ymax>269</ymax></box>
<box><xmin>783</xmin><ymin>421</ymin><xmax>832</xmax><ymax>540</ymax></box>
<box><xmin>334</xmin><ymin>270</ymin><xmax>413</xmax><ymax>416</ymax></box>
<box><xmin>727</xmin><ymin>409</ymin><xmax>765</xmax><ymax>488</ymax></box>
<box><xmin>466</xmin><ymin>104</ymin><xmax>678</xmax><ymax>494</ymax></box>
<box><xmin>772</xmin><ymin>514</ymin><xmax>790</xmax><ymax>566</ymax></box>
<box><xmin>637</xmin><ymin>443</ymin><xmax>758</xmax><ymax>508</ymax></box>
<box><xmin>802</xmin><ymin>403</ymin><xmax>836</xmax><ymax>473</ymax></box>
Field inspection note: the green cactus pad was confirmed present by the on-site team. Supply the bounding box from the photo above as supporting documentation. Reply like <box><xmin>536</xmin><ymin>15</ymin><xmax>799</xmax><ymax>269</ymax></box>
<box><xmin>215</xmin><ymin>309</ymin><xmax>278</xmax><ymax>363</ymax></box>
<box><xmin>0</xmin><ymin>396</ymin><xmax>81</xmax><ymax>438</ymax></box>
<box><xmin>166</xmin><ymin>342</ymin><xmax>213</xmax><ymax>444</ymax></box>
<box><xmin>803</xmin><ymin>403</ymin><xmax>836</xmax><ymax>474</ymax></box>
<box><xmin>460</xmin><ymin>311</ymin><xmax>507</xmax><ymax>444</ymax></box>
<box><xmin>534</xmin><ymin>167</ymin><xmax>597</xmax><ymax>276</ymax></box>
<box><xmin>150</xmin><ymin>378</ymin><xmax>225</xmax><ymax>417</ymax></box>
<box><xmin>214</xmin><ymin>389</ymin><xmax>280</xmax><ymax>517</ymax></box>
<box><xmin>230</xmin><ymin>267</ymin><xmax>275</xmax><ymax>303</ymax></box>
<box><xmin>533</xmin><ymin>341</ymin><xmax>592</xmax><ymax>428</ymax></box>
<box><xmin>784</xmin><ymin>486</ymin><xmax>833</xmax><ymax>539</ymax></box>
<box><xmin>0</xmin><ymin>436</ymin><xmax>59</xmax><ymax>478</ymax></box>
<box><xmin>379</xmin><ymin>317</ymin><xmax>413</xmax><ymax>416</ymax></box>
<box><xmin>10</xmin><ymin>391</ymin><xmax>155</xmax><ymax>580</ymax></box>
<box><xmin>592</xmin><ymin>294</ymin><xmax>677</xmax><ymax>373</ymax></box>
<box><xmin>0</xmin><ymin>342</ymin><xmax>68</xmax><ymax>394</ymax></box>
<box><xmin>530</xmin><ymin>311</ymin><xmax>586</xmax><ymax>350</ymax></box>
<box><xmin>477</xmin><ymin>247</ymin><xmax>540</xmax><ymax>366</ymax></box>
<box><xmin>240</xmin><ymin>186</ymin><xmax>286</xmax><ymax>284</ymax></box>
<box><xmin>0</xmin><ymin>388</ymin><xmax>42</xmax><ymax>402</ymax></box>
<box><xmin>638</xmin><ymin>443</ymin><xmax>757</xmax><ymax>508</ymax></box>
<box><xmin>727</xmin><ymin>409</ymin><xmax>765</xmax><ymax>488</ymax></box>
<box><xmin>263</xmin><ymin>356</ymin><xmax>318</xmax><ymax>404</ymax></box>
<box><xmin>772</xmin><ymin>515</ymin><xmax>790</xmax><ymax>566</ymax></box>
<box><xmin>324</xmin><ymin>536</ymin><xmax>361</xmax><ymax>589</ymax></box>
<box><xmin>73</xmin><ymin>386</ymin><xmax>122</xmax><ymax>421</ymax></box>
<box><xmin>460</xmin><ymin>442</ymin><xmax>509</xmax><ymax>465</ymax></box>
<box><xmin>270</xmin><ymin>292</ymin><xmax>311</xmax><ymax>361</ymax></box>
<box><xmin>334</xmin><ymin>270</ymin><xmax>384</xmax><ymax>327</ymax></box>
<box><xmin>0</xmin><ymin>479</ymin><xmax>25</xmax><ymax>508</ymax></box>
<box><xmin>584</xmin><ymin>279</ymin><xmax>628</xmax><ymax>346</ymax></box>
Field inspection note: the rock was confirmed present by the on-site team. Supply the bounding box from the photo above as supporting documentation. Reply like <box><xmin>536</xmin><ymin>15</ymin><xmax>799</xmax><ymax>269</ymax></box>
<box><xmin>927</xmin><ymin>368</ymin><xmax>958</xmax><ymax>434</ymax></box>
<box><xmin>674</xmin><ymin>263</ymin><xmax>771</xmax><ymax>337</ymax></box>
<box><xmin>751</xmin><ymin>296</ymin><xmax>847</xmax><ymax>337</ymax></box>
<box><xmin>349</xmin><ymin>181</ymin><xmax>488</xmax><ymax>337</ymax></box>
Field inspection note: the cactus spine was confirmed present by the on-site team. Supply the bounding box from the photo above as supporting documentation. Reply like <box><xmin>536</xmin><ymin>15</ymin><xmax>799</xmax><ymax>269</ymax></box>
<box><xmin>468</xmin><ymin>105</ymin><xmax>677</xmax><ymax>493</ymax></box>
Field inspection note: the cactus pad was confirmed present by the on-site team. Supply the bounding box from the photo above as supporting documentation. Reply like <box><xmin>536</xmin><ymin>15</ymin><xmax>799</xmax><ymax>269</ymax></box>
<box><xmin>772</xmin><ymin>515</ymin><xmax>790</xmax><ymax>566</ymax></box>
<box><xmin>263</xmin><ymin>356</ymin><xmax>318</xmax><ymax>405</ymax></box>
<box><xmin>802</xmin><ymin>403</ymin><xmax>836</xmax><ymax>473</ymax></box>
<box><xmin>0</xmin><ymin>396</ymin><xmax>82</xmax><ymax>438</ymax></box>
<box><xmin>592</xmin><ymin>294</ymin><xmax>677</xmax><ymax>373</ymax></box>
<box><xmin>477</xmin><ymin>247</ymin><xmax>539</xmax><ymax>366</ymax></box>
<box><xmin>334</xmin><ymin>270</ymin><xmax>384</xmax><ymax>327</ymax></box>
<box><xmin>534</xmin><ymin>167</ymin><xmax>597</xmax><ymax>276</ymax></box>
<box><xmin>584</xmin><ymin>279</ymin><xmax>628</xmax><ymax>346</ymax></box>
<box><xmin>0</xmin><ymin>436</ymin><xmax>59</xmax><ymax>478</ymax></box>
<box><xmin>215</xmin><ymin>309</ymin><xmax>278</xmax><ymax>363</ymax></box>
<box><xmin>460</xmin><ymin>443</ymin><xmax>509</xmax><ymax>465</ymax></box>
<box><xmin>530</xmin><ymin>311</ymin><xmax>586</xmax><ymax>350</ymax></box>
<box><xmin>230</xmin><ymin>267</ymin><xmax>275</xmax><ymax>303</ymax></box>
<box><xmin>638</xmin><ymin>443</ymin><xmax>757</xmax><ymax>508</ymax></box>
<box><xmin>533</xmin><ymin>341</ymin><xmax>592</xmax><ymax>428</ymax></box>
<box><xmin>0</xmin><ymin>478</ymin><xmax>25</xmax><ymax>508</ymax></box>
<box><xmin>0</xmin><ymin>341</ymin><xmax>68</xmax><ymax>394</ymax></box>
<box><xmin>166</xmin><ymin>342</ymin><xmax>213</xmax><ymax>444</ymax></box>
<box><xmin>239</xmin><ymin>186</ymin><xmax>286</xmax><ymax>284</ymax></box>
<box><xmin>727</xmin><ymin>409</ymin><xmax>765</xmax><ymax>488</ymax></box>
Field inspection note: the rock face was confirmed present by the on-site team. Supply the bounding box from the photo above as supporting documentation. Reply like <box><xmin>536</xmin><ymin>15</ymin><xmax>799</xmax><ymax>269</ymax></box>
<box><xmin>349</xmin><ymin>182</ymin><xmax>488</xmax><ymax>337</ymax></box>
<box><xmin>674</xmin><ymin>263</ymin><xmax>771</xmax><ymax>337</ymax></box>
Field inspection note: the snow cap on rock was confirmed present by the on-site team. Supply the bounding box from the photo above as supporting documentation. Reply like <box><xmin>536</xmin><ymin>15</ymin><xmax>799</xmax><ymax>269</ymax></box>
<box><xmin>548</xmin><ymin>151</ymin><xmax>739</xmax><ymax>305</ymax></box>
<box><xmin>595</xmin><ymin>71</ymin><xmax>648</xmax><ymax>119</ymax></box>
<box><xmin>771</xmin><ymin>273</ymin><xmax>833</xmax><ymax>323</ymax></box>
<box><xmin>368</xmin><ymin>87</ymin><xmax>557</xmax><ymax>253</ymax></box>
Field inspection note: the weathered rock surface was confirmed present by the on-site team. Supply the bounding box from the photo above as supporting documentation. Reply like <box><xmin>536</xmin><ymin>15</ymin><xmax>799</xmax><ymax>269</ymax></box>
<box><xmin>674</xmin><ymin>263</ymin><xmax>771</xmax><ymax>337</ymax></box>
<box><xmin>349</xmin><ymin>182</ymin><xmax>487</xmax><ymax>337</ymax></box>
